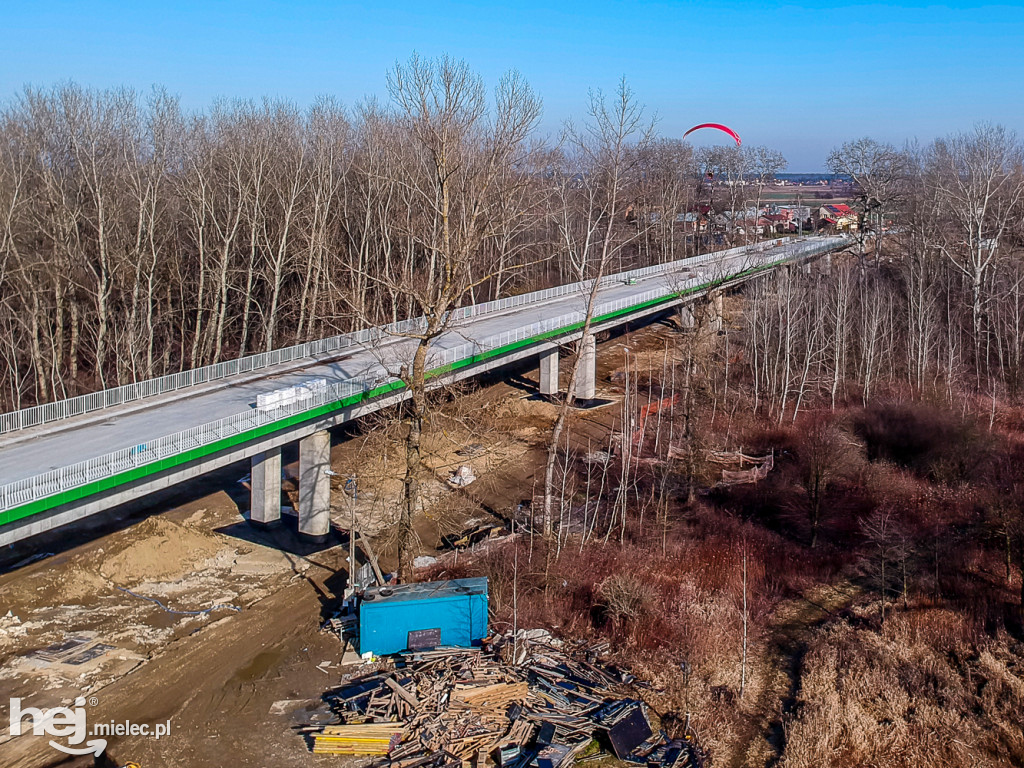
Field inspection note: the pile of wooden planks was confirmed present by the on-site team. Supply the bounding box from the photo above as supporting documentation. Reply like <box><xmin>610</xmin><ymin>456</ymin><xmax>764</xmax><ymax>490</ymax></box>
<box><xmin>451</xmin><ymin>681</ymin><xmax>530</xmax><ymax>715</ymax></box>
<box><xmin>312</xmin><ymin>724</ymin><xmax>404</xmax><ymax>755</ymax></box>
<box><xmin>309</xmin><ymin>637</ymin><xmax>708</xmax><ymax>768</ymax></box>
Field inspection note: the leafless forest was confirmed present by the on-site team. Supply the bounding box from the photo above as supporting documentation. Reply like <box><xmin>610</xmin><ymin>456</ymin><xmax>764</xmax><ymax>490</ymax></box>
<box><xmin>1</xmin><ymin>65</ymin><xmax>1022</xmax><ymax>418</ymax></box>
<box><xmin>0</xmin><ymin>61</ymin><xmax>717</xmax><ymax>410</ymax></box>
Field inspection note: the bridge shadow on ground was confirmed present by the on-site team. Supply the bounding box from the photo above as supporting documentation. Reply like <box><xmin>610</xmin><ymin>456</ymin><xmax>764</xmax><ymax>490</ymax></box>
<box><xmin>0</xmin><ymin>454</ymin><xmax>261</xmax><ymax>573</ymax></box>
<box><xmin>506</xmin><ymin>371</ymin><xmax>541</xmax><ymax>394</ymax></box>
<box><xmin>214</xmin><ymin>517</ymin><xmax>352</xmax><ymax>624</ymax></box>
<box><xmin>214</xmin><ymin>515</ymin><xmax>344</xmax><ymax>559</ymax></box>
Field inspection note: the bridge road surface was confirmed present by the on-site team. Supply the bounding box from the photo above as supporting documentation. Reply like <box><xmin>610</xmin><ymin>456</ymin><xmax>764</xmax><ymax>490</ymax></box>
<box><xmin>0</xmin><ymin>239</ymin><xmax>825</xmax><ymax>494</ymax></box>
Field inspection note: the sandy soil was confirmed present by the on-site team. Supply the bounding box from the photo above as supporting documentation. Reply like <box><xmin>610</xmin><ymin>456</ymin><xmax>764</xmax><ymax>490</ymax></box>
<box><xmin>0</xmin><ymin>492</ymin><xmax>345</xmax><ymax>767</ymax></box>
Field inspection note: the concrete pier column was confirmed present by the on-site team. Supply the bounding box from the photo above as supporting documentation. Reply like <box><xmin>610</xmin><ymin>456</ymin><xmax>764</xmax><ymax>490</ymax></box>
<box><xmin>822</xmin><ymin>253</ymin><xmax>832</xmax><ymax>275</ymax></box>
<box><xmin>801</xmin><ymin>260</ymin><xmax>812</xmax><ymax>275</ymax></box>
<box><xmin>573</xmin><ymin>334</ymin><xmax>597</xmax><ymax>401</ymax></box>
<box><xmin>708</xmin><ymin>291</ymin><xmax>724</xmax><ymax>334</ymax></box>
<box><xmin>250</xmin><ymin>447</ymin><xmax>282</xmax><ymax>526</ymax></box>
<box><xmin>298</xmin><ymin>429</ymin><xmax>332</xmax><ymax>540</ymax></box>
<box><xmin>539</xmin><ymin>348</ymin><xmax>559</xmax><ymax>397</ymax></box>
<box><xmin>679</xmin><ymin>305</ymin><xmax>696</xmax><ymax>330</ymax></box>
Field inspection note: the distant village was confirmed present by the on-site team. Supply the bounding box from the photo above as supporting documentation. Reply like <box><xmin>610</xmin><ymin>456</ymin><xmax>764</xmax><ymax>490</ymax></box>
<box><xmin>646</xmin><ymin>201</ymin><xmax>859</xmax><ymax>239</ymax></box>
<box><xmin>642</xmin><ymin>175</ymin><xmax>861</xmax><ymax>240</ymax></box>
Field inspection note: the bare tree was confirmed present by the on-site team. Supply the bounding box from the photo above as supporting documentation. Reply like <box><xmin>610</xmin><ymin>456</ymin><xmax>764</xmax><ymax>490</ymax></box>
<box><xmin>858</xmin><ymin>507</ymin><xmax>911</xmax><ymax>623</ymax></box>
<box><xmin>827</xmin><ymin>137</ymin><xmax>907</xmax><ymax>260</ymax></box>
<box><xmin>696</xmin><ymin>145</ymin><xmax>748</xmax><ymax>245</ymax></box>
<box><xmin>928</xmin><ymin>124</ymin><xmax>1024</xmax><ymax>372</ymax></box>
<box><xmin>797</xmin><ymin>417</ymin><xmax>857</xmax><ymax>548</ymax></box>
<box><xmin>542</xmin><ymin>78</ymin><xmax>653</xmax><ymax>539</ymax></box>
<box><xmin>634</xmin><ymin>139</ymin><xmax>698</xmax><ymax>262</ymax></box>
<box><xmin>747</xmin><ymin>145</ymin><xmax>787</xmax><ymax>242</ymax></box>
<box><xmin>377</xmin><ymin>55</ymin><xmax>542</xmax><ymax>580</ymax></box>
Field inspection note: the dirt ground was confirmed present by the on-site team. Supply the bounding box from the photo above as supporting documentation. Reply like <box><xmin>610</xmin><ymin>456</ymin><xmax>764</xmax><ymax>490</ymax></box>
<box><xmin>0</xmin><ymin>321</ymin><xmax>672</xmax><ymax>768</ymax></box>
<box><xmin>0</xmin><ymin>492</ymin><xmax>348</xmax><ymax>767</ymax></box>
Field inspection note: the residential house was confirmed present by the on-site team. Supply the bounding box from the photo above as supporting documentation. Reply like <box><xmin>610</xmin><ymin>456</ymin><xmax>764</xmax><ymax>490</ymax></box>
<box><xmin>819</xmin><ymin>203</ymin><xmax>858</xmax><ymax>231</ymax></box>
<box><xmin>779</xmin><ymin>205</ymin><xmax>812</xmax><ymax>232</ymax></box>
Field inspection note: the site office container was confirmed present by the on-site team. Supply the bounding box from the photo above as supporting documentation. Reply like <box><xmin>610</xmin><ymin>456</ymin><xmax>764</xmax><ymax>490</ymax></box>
<box><xmin>358</xmin><ymin>577</ymin><xmax>488</xmax><ymax>656</ymax></box>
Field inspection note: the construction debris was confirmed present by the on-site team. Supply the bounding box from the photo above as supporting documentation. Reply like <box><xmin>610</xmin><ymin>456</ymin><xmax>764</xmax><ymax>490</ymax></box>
<box><xmin>0</xmin><ymin>610</ymin><xmax>25</xmax><ymax>637</ymax></box>
<box><xmin>312</xmin><ymin>724</ymin><xmax>404</xmax><ymax>755</ymax></box>
<box><xmin>705</xmin><ymin>450</ymin><xmax>775</xmax><ymax>486</ymax></box>
<box><xmin>582</xmin><ymin>450</ymin><xmax>612</xmax><ymax>465</ymax></box>
<box><xmin>448</xmin><ymin>465</ymin><xmax>477</xmax><ymax>487</ymax></box>
<box><xmin>440</xmin><ymin>522</ymin><xmax>507</xmax><ymax>551</ymax></box>
<box><xmin>308</xmin><ymin>636</ymin><xmax>708</xmax><ymax>768</ymax></box>
<box><xmin>28</xmin><ymin>634</ymin><xmax>115</xmax><ymax>665</ymax></box>
<box><xmin>420</xmin><ymin>533</ymin><xmax>522</xmax><ymax>573</ymax></box>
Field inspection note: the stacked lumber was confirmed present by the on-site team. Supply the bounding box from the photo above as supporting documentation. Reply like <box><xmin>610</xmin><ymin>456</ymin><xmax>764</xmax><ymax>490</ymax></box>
<box><xmin>308</xmin><ymin>637</ymin><xmax>709</xmax><ymax>768</ymax></box>
<box><xmin>451</xmin><ymin>681</ymin><xmax>530</xmax><ymax>714</ymax></box>
<box><xmin>312</xmin><ymin>724</ymin><xmax>404</xmax><ymax>755</ymax></box>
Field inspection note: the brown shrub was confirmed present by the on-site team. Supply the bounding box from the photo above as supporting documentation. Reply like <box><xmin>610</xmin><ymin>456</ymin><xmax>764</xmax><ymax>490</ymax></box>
<box><xmin>598</xmin><ymin>572</ymin><xmax>657</xmax><ymax>621</ymax></box>
<box><xmin>854</xmin><ymin>402</ymin><xmax>995</xmax><ymax>484</ymax></box>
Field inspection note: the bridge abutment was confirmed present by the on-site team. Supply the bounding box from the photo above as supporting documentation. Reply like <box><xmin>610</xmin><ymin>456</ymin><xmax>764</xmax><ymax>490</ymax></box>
<box><xmin>298</xmin><ymin>429</ymin><xmax>332</xmax><ymax>541</ymax></box>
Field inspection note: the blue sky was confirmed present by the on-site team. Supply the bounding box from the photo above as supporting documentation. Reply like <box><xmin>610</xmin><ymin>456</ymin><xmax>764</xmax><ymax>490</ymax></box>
<box><xmin>2</xmin><ymin>1</ymin><xmax>1022</xmax><ymax>169</ymax></box>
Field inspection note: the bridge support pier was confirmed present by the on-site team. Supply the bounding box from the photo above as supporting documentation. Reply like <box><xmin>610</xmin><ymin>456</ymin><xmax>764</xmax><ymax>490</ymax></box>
<box><xmin>574</xmin><ymin>334</ymin><xmax>596</xmax><ymax>401</ymax></box>
<box><xmin>250</xmin><ymin>447</ymin><xmax>282</xmax><ymax>526</ymax></box>
<box><xmin>679</xmin><ymin>305</ymin><xmax>695</xmax><ymax>330</ymax></box>
<box><xmin>298</xmin><ymin>429</ymin><xmax>332</xmax><ymax>541</ymax></box>
<box><xmin>705</xmin><ymin>291</ymin><xmax>724</xmax><ymax>334</ymax></box>
<box><xmin>822</xmin><ymin>253</ymin><xmax>832</xmax><ymax>275</ymax></box>
<box><xmin>538</xmin><ymin>348</ymin><xmax>559</xmax><ymax>397</ymax></box>
<box><xmin>801</xmin><ymin>260</ymin><xmax>812</xmax><ymax>275</ymax></box>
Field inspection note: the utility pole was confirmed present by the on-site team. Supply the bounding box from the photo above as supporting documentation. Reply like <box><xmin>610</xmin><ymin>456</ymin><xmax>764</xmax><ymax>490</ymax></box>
<box><xmin>345</xmin><ymin>475</ymin><xmax>358</xmax><ymax>594</ymax></box>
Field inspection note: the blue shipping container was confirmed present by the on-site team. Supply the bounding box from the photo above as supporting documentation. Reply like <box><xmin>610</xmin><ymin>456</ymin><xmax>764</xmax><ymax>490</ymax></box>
<box><xmin>358</xmin><ymin>577</ymin><xmax>488</xmax><ymax>656</ymax></box>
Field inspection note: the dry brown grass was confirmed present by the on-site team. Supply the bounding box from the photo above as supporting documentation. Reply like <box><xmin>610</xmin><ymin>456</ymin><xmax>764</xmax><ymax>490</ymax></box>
<box><xmin>781</xmin><ymin>605</ymin><xmax>1024</xmax><ymax>768</ymax></box>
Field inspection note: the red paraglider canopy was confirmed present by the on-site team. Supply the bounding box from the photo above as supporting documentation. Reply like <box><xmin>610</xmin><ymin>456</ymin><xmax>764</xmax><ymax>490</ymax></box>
<box><xmin>683</xmin><ymin>123</ymin><xmax>742</xmax><ymax>146</ymax></box>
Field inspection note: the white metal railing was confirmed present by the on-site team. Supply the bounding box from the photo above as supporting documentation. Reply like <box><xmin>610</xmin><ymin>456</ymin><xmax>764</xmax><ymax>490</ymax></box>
<box><xmin>0</xmin><ymin>237</ymin><xmax>846</xmax><ymax>515</ymax></box>
<box><xmin>0</xmin><ymin>237</ymin><xmax>839</xmax><ymax>436</ymax></box>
